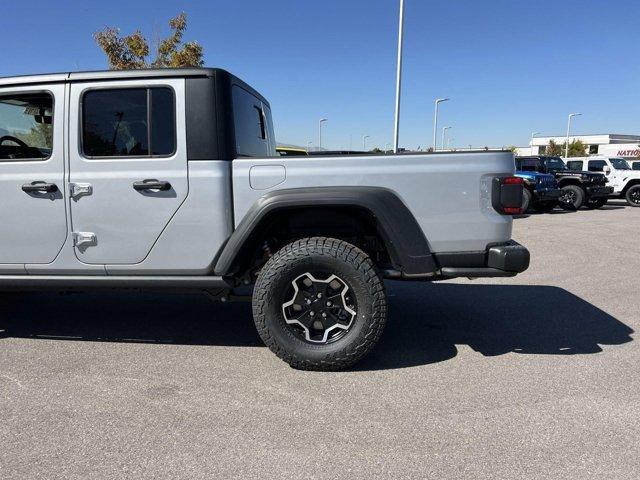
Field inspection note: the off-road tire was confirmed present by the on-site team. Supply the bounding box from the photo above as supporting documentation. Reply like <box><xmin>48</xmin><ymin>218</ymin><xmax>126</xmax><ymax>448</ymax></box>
<box><xmin>521</xmin><ymin>189</ymin><xmax>532</xmax><ymax>213</ymax></box>
<box><xmin>625</xmin><ymin>185</ymin><xmax>640</xmax><ymax>207</ymax></box>
<box><xmin>560</xmin><ymin>184</ymin><xmax>585</xmax><ymax>209</ymax></box>
<box><xmin>252</xmin><ymin>237</ymin><xmax>387</xmax><ymax>371</ymax></box>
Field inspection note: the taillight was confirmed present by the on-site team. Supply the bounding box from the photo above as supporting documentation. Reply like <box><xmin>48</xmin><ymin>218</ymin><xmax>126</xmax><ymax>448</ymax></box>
<box><xmin>492</xmin><ymin>176</ymin><xmax>524</xmax><ymax>215</ymax></box>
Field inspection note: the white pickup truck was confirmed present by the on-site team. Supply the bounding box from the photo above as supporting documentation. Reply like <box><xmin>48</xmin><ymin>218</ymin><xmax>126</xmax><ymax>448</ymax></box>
<box><xmin>0</xmin><ymin>68</ymin><xmax>529</xmax><ymax>370</ymax></box>
<box><xmin>565</xmin><ymin>157</ymin><xmax>640</xmax><ymax>207</ymax></box>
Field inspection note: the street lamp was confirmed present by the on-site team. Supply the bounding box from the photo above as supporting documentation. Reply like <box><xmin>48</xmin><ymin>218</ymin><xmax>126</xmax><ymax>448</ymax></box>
<box><xmin>530</xmin><ymin>131</ymin><xmax>540</xmax><ymax>155</ymax></box>
<box><xmin>318</xmin><ymin>118</ymin><xmax>328</xmax><ymax>150</ymax></box>
<box><xmin>393</xmin><ymin>0</ymin><xmax>405</xmax><ymax>153</ymax></box>
<box><xmin>565</xmin><ymin>113</ymin><xmax>581</xmax><ymax>157</ymax></box>
<box><xmin>442</xmin><ymin>126</ymin><xmax>452</xmax><ymax>152</ymax></box>
<box><xmin>362</xmin><ymin>135</ymin><xmax>370</xmax><ymax>151</ymax></box>
<box><xmin>433</xmin><ymin>98</ymin><xmax>450</xmax><ymax>150</ymax></box>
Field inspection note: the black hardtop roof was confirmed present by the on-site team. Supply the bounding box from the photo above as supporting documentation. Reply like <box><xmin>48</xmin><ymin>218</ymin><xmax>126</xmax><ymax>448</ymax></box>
<box><xmin>0</xmin><ymin>67</ymin><xmax>269</xmax><ymax>106</ymax></box>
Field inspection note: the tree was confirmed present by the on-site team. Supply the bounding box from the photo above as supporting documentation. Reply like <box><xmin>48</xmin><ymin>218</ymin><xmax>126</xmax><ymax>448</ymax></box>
<box><xmin>94</xmin><ymin>13</ymin><xmax>204</xmax><ymax>70</ymax></box>
<box><xmin>545</xmin><ymin>139</ymin><xmax>586</xmax><ymax>157</ymax></box>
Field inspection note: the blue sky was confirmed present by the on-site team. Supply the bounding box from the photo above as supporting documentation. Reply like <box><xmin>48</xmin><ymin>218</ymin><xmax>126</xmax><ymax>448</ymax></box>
<box><xmin>3</xmin><ymin>0</ymin><xmax>640</xmax><ymax>150</ymax></box>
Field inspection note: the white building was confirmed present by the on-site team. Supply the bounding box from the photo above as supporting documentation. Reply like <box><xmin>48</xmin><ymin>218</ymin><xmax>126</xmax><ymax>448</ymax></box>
<box><xmin>516</xmin><ymin>134</ymin><xmax>640</xmax><ymax>158</ymax></box>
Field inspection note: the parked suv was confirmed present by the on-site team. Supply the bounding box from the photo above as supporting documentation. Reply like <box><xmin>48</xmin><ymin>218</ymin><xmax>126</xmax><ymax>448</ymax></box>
<box><xmin>514</xmin><ymin>170</ymin><xmax>561</xmax><ymax>212</ymax></box>
<box><xmin>515</xmin><ymin>156</ymin><xmax>613</xmax><ymax>209</ymax></box>
<box><xmin>0</xmin><ymin>68</ymin><xmax>529</xmax><ymax>370</ymax></box>
<box><xmin>566</xmin><ymin>157</ymin><xmax>640</xmax><ymax>207</ymax></box>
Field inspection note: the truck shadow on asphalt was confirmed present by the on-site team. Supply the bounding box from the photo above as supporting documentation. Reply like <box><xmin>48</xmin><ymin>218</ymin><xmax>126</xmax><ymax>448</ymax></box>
<box><xmin>0</xmin><ymin>283</ymin><xmax>633</xmax><ymax>371</ymax></box>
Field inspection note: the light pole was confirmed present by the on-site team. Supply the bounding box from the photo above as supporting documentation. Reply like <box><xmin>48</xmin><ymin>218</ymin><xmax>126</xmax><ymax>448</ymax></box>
<box><xmin>307</xmin><ymin>141</ymin><xmax>313</xmax><ymax>151</ymax></box>
<box><xmin>362</xmin><ymin>135</ymin><xmax>370</xmax><ymax>151</ymax></box>
<box><xmin>433</xmin><ymin>98</ymin><xmax>450</xmax><ymax>150</ymax></box>
<box><xmin>565</xmin><ymin>113</ymin><xmax>581</xmax><ymax>157</ymax></box>
<box><xmin>318</xmin><ymin>118</ymin><xmax>328</xmax><ymax>150</ymax></box>
<box><xmin>393</xmin><ymin>0</ymin><xmax>405</xmax><ymax>153</ymax></box>
<box><xmin>442</xmin><ymin>126</ymin><xmax>452</xmax><ymax>152</ymax></box>
<box><xmin>530</xmin><ymin>131</ymin><xmax>540</xmax><ymax>155</ymax></box>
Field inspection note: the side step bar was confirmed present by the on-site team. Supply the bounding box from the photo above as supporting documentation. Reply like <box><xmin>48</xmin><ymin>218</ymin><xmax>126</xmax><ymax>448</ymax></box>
<box><xmin>0</xmin><ymin>275</ymin><xmax>232</xmax><ymax>292</ymax></box>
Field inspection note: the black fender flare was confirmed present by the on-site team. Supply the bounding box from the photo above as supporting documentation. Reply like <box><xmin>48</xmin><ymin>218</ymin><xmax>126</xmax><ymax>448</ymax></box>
<box><xmin>214</xmin><ymin>187</ymin><xmax>437</xmax><ymax>276</ymax></box>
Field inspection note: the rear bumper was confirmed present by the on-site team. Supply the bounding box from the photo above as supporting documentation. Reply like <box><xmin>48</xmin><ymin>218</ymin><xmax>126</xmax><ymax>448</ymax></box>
<box><xmin>436</xmin><ymin>241</ymin><xmax>530</xmax><ymax>279</ymax></box>
<box><xmin>384</xmin><ymin>241</ymin><xmax>530</xmax><ymax>280</ymax></box>
<box><xmin>586</xmin><ymin>185</ymin><xmax>614</xmax><ymax>197</ymax></box>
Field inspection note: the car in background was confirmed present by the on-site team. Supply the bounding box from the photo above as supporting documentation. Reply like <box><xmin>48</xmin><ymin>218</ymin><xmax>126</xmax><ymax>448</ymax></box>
<box><xmin>514</xmin><ymin>170</ymin><xmax>561</xmax><ymax>212</ymax></box>
<box><xmin>276</xmin><ymin>146</ymin><xmax>308</xmax><ymax>156</ymax></box>
<box><xmin>566</xmin><ymin>157</ymin><xmax>640</xmax><ymax>207</ymax></box>
<box><xmin>515</xmin><ymin>156</ymin><xmax>613</xmax><ymax>209</ymax></box>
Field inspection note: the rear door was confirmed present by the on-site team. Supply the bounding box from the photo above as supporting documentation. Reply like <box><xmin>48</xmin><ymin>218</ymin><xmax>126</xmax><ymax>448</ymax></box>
<box><xmin>0</xmin><ymin>84</ymin><xmax>67</xmax><ymax>267</ymax></box>
<box><xmin>68</xmin><ymin>78</ymin><xmax>188</xmax><ymax>264</ymax></box>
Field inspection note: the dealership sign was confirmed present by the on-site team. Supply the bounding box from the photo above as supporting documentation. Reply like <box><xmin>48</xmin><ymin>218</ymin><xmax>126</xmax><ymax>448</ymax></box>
<box><xmin>617</xmin><ymin>149</ymin><xmax>640</xmax><ymax>157</ymax></box>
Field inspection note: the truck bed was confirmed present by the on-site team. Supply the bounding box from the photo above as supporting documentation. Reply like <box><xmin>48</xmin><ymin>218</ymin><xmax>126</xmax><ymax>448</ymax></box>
<box><xmin>232</xmin><ymin>151</ymin><xmax>515</xmax><ymax>253</ymax></box>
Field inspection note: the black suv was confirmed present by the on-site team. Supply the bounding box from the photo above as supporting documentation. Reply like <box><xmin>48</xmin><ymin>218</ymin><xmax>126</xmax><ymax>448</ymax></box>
<box><xmin>515</xmin><ymin>156</ymin><xmax>613</xmax><ymax>209</ymax></box>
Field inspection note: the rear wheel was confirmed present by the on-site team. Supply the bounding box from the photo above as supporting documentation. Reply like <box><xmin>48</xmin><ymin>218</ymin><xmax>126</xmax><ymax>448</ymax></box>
<box><xmin>559</xmin><ymin>185</ymin><xmax>585</xmax><ymax>209</ymax></box>
<box><xmin>625</xmin><ymin>185</ymin><xmax>640</xmax><ymax>207</ymax></box>
<box><xmin>252</xmin><ymin>237</ymin><xmax>387</xmax><ymax>371</ymax></box>
<box><xmin>585</xmin><ymin>198</ymin><xmax>608</xmax><ymax>209</ymax></box>
<box><xmin>521</xmin><ymin>189</ymin><xmax>532</xmax><ymax>213</ymax></box>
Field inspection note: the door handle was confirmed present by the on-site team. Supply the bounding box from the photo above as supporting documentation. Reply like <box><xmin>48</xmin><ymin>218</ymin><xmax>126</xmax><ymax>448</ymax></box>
<box><xmin>133</xmin><ymin>179</ymin><xmax>172</xmax><ymax>191</ymax></box>
<box><xmin>22</xmin><ymin>181</ymin><xmax>58</xmax><ymax>193</ymax></box>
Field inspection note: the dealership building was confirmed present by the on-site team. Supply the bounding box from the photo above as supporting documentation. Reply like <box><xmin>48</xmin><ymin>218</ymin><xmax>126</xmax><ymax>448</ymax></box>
<box><xmin>516</xmin><ymin>134</ymin><xmax>640</xmax><ymax>158</ymax></box>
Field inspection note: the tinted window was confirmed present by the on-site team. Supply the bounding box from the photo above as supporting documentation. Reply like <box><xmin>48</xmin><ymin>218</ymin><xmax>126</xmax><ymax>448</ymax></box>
<box><xmin>588</xmin><ymin>160</ymin><xmax>606</xmax><ymax>172</ymax></box>
<box><xmin>566</xmin><ymin>161</ymin><xmax>583</xmax><ymax>171</ymax></box>
<box><xmin>232</xmin><ymin>85</ymin><xmax>274</xmax><ymax>157</ymax></box>
<box><xmin>82</xmin><ymin>87</ymin><xmax>175</xmax><ymax>158</ymax></box>
<box><xmin>610</xmin><ymin>158</ymin><xmax>630</xmax><ymax>170</ymax></box>
<box><xmin>633</xmin><ymin>162</ymin><xmax>640</xmax><ymax>171</ymax></box>
<box><xmin>0</xmin><ymin>92</ymin><xmax>53</xmax><ymax>161</ymax></box>
<box><xmin>519</xmin><ymin>158</ymin><xmax>541</xmax><ymax>172</ymax></box>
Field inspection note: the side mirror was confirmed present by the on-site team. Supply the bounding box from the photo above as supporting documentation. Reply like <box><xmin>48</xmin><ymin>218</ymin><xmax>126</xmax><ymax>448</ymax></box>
<box><xmin>603</xmin><ymin>166</ymin><xmax>611</xmax><ymax>175</ymax></box>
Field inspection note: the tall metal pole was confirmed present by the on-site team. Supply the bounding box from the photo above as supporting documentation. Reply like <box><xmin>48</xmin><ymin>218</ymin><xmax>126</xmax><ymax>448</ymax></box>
<box><xmin>318</xmin><ymin>118</ymin><xmax>327</xmax><ymax>150</ymax></box>
<box><xmin>530</xmin><ymin>131</ymin><xmax>540</xmax><ymax>155</ymax></box>
<box><xmin>363</xmin><ymin>135</ymin><xmax>370</xmax><ymax>151</ymax></box>
<box><xmin>393</xmin><ymin>0</ymin><xmax>405</xmax><ymax>153</ymax></box>
<box><xmin>433</xmin><ymin>98</ymin><xmax>449</xmax><ymax>150</ymax></box>
<box><xmin>442</xmin><ymin>126</ymin><xmax>451</xmax><ymax>152</ymax></box>
<box><xmin>565</xmin><ymin>113</ymin><xmax>581</xmax><ymax>157</ymax></box>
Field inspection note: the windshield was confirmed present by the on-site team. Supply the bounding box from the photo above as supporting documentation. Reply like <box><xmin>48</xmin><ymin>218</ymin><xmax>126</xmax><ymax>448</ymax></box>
<box><xmin>546</xmin><ymin>158</ymin><xmax>567</xmax><ymax>171</ymax></box>
<box><xmin>610</xmin><ymin>158</ymin><xmax>631</xmax><ymax>170</ymax></box>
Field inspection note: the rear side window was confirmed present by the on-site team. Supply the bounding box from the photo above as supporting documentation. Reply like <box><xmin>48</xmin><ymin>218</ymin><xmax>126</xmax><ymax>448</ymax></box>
<box><xmin>566</xmin><ymin>161</ymin><xmax>583</xmax><ymax>171</ymax></box>
<box><xmin>519</xmin><ymin>159</ymin><xmax>541</xmax><ymax>172</ymax></box>
<box><xmin>0</xmin><ymin>92</ymin><xmax>53</xmax><ymax>161</ymax></box>
<box><xmin>232</xmin><ymin>85</ymin><xmax>275</xmax><ymax>157</ymax></box>
<box><xmin>633</xmin><ymin>162</ymin><xmax>640</xmax><ymax>171</ymax></box>
<box><xmin>82</xmin><ymin>87</ymin><xmax>175</xmax><ymax>158</ymax></box>
<box><xmin>588</xmin><ymin>160</ymin><xmax>606</xmax><ymax>172</ymax></box>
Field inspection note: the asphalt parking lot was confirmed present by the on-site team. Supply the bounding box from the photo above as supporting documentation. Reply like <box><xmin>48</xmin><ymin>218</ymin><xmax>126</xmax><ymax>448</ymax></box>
<box><xmin>1</xmin><ymin>201</ymin><xmax>638</xmax><ymax>480</ymax></box>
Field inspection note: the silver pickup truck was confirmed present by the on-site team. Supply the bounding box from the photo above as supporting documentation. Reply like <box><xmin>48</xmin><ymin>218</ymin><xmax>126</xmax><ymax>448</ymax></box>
<box><xmin>0</xmin><ymin>68</ymin><xmax>529</xmax><ymax>370</ymax></box>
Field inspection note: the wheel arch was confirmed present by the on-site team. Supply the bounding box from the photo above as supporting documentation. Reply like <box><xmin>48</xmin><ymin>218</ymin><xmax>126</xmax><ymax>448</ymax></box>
<box><xmin>214</xmin><ymin>187</ymin><xmax>436</xmax><ymax>277</ymax></box>
<box><xmin>622</xmin><ymin>178</ymin><xmax>640</xmax><ymax>194</ymax></box>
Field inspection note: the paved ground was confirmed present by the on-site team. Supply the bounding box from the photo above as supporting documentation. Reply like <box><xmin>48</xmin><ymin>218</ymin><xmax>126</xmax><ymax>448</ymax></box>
<box><xmin>1</xmin><ymin>201</ymin><xmax>639</xmax><ymax>479</ymax></box>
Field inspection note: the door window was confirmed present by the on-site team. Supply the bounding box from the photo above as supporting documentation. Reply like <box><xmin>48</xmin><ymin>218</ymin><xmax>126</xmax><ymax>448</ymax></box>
<box><xmin>566</xmin><ymin>161</ymin><xmax>583</xmax><ymax>171</ymax></box>
<box><xmin>0</xmin><ymin>92</ymin><xmax>53</xmax><ymax>161</ymax></box>
<box><xmin>82</xmin><ymin>87</ymin><xmax>175</xmax><ymax>158</ymax></box>
<box><xmin>587</xmin><ymin>160</ymin><xmax>606</xmax><ymax>172</ymax></box>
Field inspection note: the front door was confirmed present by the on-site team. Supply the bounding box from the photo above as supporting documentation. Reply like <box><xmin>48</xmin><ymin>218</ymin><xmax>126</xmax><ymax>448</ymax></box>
<box><xmin>0</xmin><ymin>84</ymin><xmax>67</xmax><ymax>266</ymax></box>
<box><xmin>68</xmin><ymin>79</ymin><xmax>188</xmax><ymax>265</ymax></box>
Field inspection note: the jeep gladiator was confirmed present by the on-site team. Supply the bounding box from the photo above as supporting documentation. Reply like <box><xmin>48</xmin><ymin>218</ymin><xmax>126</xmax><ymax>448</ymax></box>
<box><xmin>0</xmin><ymin>68</ymin><xmax>529</xmax><ymax>370</ymax></box>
